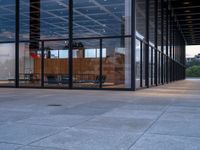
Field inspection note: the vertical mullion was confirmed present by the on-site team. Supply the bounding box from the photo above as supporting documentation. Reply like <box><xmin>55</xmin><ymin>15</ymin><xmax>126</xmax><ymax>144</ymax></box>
<box><xmin>131</xmin><ymin>0</ymin><xmax>136</xmax><ymax>91</ymax></box>
<box><xmin>140</xmin><ymin>41</ymin><xmax>143</xmax><ymax>87</ymax></box>
<box><xmin>145</xmin><ymin>0</ymin><xmax>149</xmax><ymax>88</ymax></box>
<box><xmin>15</xmin><ymin>0</ymin><xmax>20</xmax><ymax>88</ymax></box>
<box><xmin>161</xmin><ymin>0</ymin><xmax>164</xmax><ymax>84</ymax></box>
<box><xmin>41</xmin><ymin>41</ymin><xmax>44</xmax><ymax>87</ymax></box>
<box><xmin>154</xmin><ymin>0</ymin><xmax>158</xmax><ymax>86</ymax></box>
<box><xmin>69</xmin><ymin>0</ymin><xmax>73</xmax><ymax>89</ymax></box>
<box><xmin>151</xmin><ymin>47</ymin><xmax>153</xmax><ymax>85</ymax></box>
<box><xmin>99</xmin><ymin>38</ymin><xmax>103</xmax><ymax>88</ymax></box>
<box><xmin>166</xmin><ymin>0</ymin><xmax>169</xmax><ymax>83</ymax></box>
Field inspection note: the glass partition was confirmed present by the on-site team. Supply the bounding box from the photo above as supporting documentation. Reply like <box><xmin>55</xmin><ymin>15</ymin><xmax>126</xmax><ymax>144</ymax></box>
<box><xmin>43</xmin><ymin>40</ymin><xmax>69</xmax><ymax>88</ymax></box>
<box><xmin>102</xmin><ymin>37</ymin><xmax>131</xmax><ymax>89</ymax></box>
<box><xmin>73</xmin><ymin>0</ymin><xmax>132</xmax><ymax>38</ymax></box>
<box><xmin>0</xmin><ymin>0</ymin><xmax>15</xmax><ymax>86</ymax></box>
<box><xmin>72</xmin><ymin>39</ymin><xmax>100</xmax><ymax>88</ymax></box>
<box><xmin>135</xmin><ymin>39</ymin><xmax>141</xmax><ymax>88</ymax></box>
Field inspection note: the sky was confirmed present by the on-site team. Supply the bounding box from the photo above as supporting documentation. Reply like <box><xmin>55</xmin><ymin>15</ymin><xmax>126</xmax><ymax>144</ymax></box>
<box><xmin>186</xmin><ymin>45</ymin><xmax>200</xmax><ymax>58</ymax></box>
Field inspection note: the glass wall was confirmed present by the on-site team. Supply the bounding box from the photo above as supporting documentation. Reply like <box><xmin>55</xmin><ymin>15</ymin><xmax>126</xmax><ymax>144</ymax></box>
<box><xmin>19</xmin><ymin>0</ymin><xmax>69</xmax><ymax>87</ymax></box>
<box><xmin>102</xmin><ymin>38</ymin><xmax>131</xmax><ymax>89</ymax></box>
<box><xmin>73</xmin><ymin>0</ymin><xmax>132</xmax><ymax>89</ymax></box>
<box><xmin>0</xmin><ymin>0</ymin><xmax>186</xmax><ymax>90</ymax></box>
<box><xmin>43</xmin><ymin>40</ymin><xmax>69</xmax><ymax>88</ymax></box>
<box><xmin>19</xmin><ymin>0</ymin><xmax>41</xmax><ymax>87</ymax></box>
<box><xmin>135</xmin><ymin>39</ymin><xmax>141</xmax><ymax>88</ymax></box>
<box><xmin>136</xmin><ymin>0</ymin><xmax>146</xmax><ymax>88</ymax></box>
<box><xmin>0</xmin><ymin>0</ymin><xmax>15</xmax><ymax>86</ymax></box>
<box><xmin>73</xmin><ymin>0</ymin><xmax>132</xmax><ymax>37</ymax></box>
<box><xmin>73</xmin><ymin>39</ymin><xmax>100</xmax><ymax>88</ymax></box>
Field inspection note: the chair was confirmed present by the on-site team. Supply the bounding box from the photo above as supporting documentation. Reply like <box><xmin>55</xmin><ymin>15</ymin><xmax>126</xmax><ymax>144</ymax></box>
<box><xmin>60</xmin><ymin>75</ymin><xmax>69</xmax><ymax>84</ymax></box>
<box><xmin>46</xmin><ymin>75</ymin><xmax>58</xmax><ymax>84</ymax></box>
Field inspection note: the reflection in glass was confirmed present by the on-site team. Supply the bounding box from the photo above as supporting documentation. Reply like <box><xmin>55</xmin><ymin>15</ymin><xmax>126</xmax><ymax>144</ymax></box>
<box><xmin>102</xmin><ymin>38</ymin><xmax>131</xmax><ymax>89</ymax></box>
<box><xmin>0</xmin><ymin>43</ymin><xmax>15</xmax><ymax>86</ymax></box>
<box><xmin>44</xmin><ymin>41</ymin><xmax>69</xmax><ymax>88</ymax></box>
<box><xmin>73</xmin><ymin>0</ymin><xmax>132</xmax><ymax>38</ymax></box>
<box><xmin>136</xmin><ymin>39</ymin><xmax>141</xmax><ymax>88</ymax></box>
<box><xmin>73</xmin><ymin>40</ymin><xmax>100</xmax><ymax>88</ymax></box>
<box><xmin>19</xmin><ymin>42</ymin><xmax>41</xmax><ymax>87</ymax></box>
<box><xmin>0</xmin><ymin>0</ymin><xmax>15</xmax><ymax>86</ymax></box>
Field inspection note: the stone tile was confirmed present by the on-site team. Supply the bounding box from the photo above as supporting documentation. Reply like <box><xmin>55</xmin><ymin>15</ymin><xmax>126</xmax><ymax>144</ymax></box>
<box><xmin>101</xmin><ymin>108</ymin><xmax>162</xmax><ymax>119</ymax></box>
<box><xmin>0</xmin><ymin>143</ymin><xmax>21</xmax><ymax>150</ymax></box>
<box><xmin>77</xmin><ymin>100</ymin><xmax>126</xmax><ymax>109</ymax></box>
<box><xmin>166</xmin><ymin>106</ymin><xmax>200</xmax><ymax>114</ymax></box>
<box><xmin>120</xmin><ymin>104</ymin><xmax>166</xmax><ymax>111</ymax></box>
<box><xmin>32</xmin><ymin>128</ymin><xmax>141</xmax><ymax>150</ymax></box>
<box><xmin>18</xmin><ymin>115</ymin><xmax>92</xmax><ymax>127</ymax></box>
<box><xmin>0</xmin><ymin>123</ymin><xmax>65</xmax><ymax>145</ymax></box>
<box><xmin>172</xmin><ymin>99</ymin><xmax>200</xmax><ymax>107</ymax></box>
<box><xmin>0</xmin><ymin>110</ymin><xmax>32</xmax><ymax>123</ymax></box>
<box><xmin>76</xmin><ymin>116</ymin><xmax>153</xmax><ymax>133</ymax></box>
<box><xmin>160</xmin><ymin>112</ymin><xmax>200</xmax><ymax>121</ymax></box>
<box><xmin>19</xmin><ymin>145</ymin><xmax>67</xmax><ymax>150</ymax></box>
<box><xmin>148</xmin><ymin>120</ymin><xmax>200</xmax><ymax>138</ymax></box>
<box><xmin>130</xmin><ymin>134</ymin><xmax>200</xmax><ymax>150</ymax></box>
<box><xmin>53</xmin><ymin>105</ymin><xmax>110</xmax><ymax>116</ymax></box>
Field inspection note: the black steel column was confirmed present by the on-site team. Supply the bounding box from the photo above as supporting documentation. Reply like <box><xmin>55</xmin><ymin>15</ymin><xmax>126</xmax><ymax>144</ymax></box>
<box><xmin>166</xmin><ymin>0</ymin><xmax>169</xmax><ymax>83</ymax></box>
<box><xmin>154</xmin><ymin>0</ymin><xmax>158</xmax><ymax>86</ymax></box>
<box><xmin>169</xmin><ymin>12</ymin><xmax>172</xmax><ymax>82</ymax></box>
<box><xmin>145</xmin><ymin>0</ymin><xmax>149</xmax><ymax>88</ymax></box>
<box><xmin>99</xmin><ymin>38</ymin><xmax>103</xmax><ymax>88</ymax></box>
<box><xmin>30</xmin><ymin>0</ymin><xmax>40</xmax><ymax>52</ymax></box>
<box><xmin>69</xmin><ymin>0</ymin><xmax>73</xmax><ymax>89</ymax></box>
<box><xmin>15</xmin><ymin>0</ymin><xmax>19</xmax><ymax>87</ymax></box>
<box><xmin>151</xmin><ymin>47</ymin><xmax>153</xmax><ymax>85</ymax></box>
<box><xmin>161</xmin><ymin>0</ymin><xmax>164</xmax><ymax>84</ymax></box>
<box><xmin>41</xmin><ymin>41</ymin><xmax>44</xmax><ymax>87</ymax></box>
<box><xmin>131</xmin><ymin>0</ymin><xmax>136</xmax><ymax>90</ymax></box>
<box><xmin>140</xmin><ymin>41</ymin><xmax>143</xmax><ymax>87</ymax></box>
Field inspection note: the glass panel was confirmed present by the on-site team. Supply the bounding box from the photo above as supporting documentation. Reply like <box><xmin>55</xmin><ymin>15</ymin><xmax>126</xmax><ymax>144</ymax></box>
<box><xmin>73</xmin><ymin>0</ymin><xmax>132</xmax><ymax>38</ymax></box>
<box><xmin>149</xmin><ymin>0</ymin><xmax>155</xmax><ymax>45</ymax></box>
<box><xmin>19</xmin><ymin>0</ymin><xmax>41</xmax><ymax>87</ymax></box>
<box><xmin>136</xmin><ymin>39</ymin><xmax>141</xmax><ymax>88</ymax></box>
<box><xmin>136</xmin><ymin>0</ymin><xmax>146</xmax><ymax>39</ymax></box>
<box><xmin>158</xmin><ymin>51</ymin><xmax>161</xmax><ymax>84</ymax></box>
<box><xmin>152</xmin><ymin>48</ymin><xmax>155</xmax><ymax>85</ymax></box>
<box><xmin>142</xmin><ymin>43</ymin><xmax>146</xmax><ymax>87</ymax></box>
<box><xmin>19</xmin><ymin>42</ymin><xmax>41</xmax><ymax>87</ymax></box>
<box><xmin>44</xmin><ymin>41</ymin><xmax>69</xmax><ymax>88</ymax></box>
<box><xmin>102</xmin><ymin>38</ymin><xmax>131</xmax><ymax>89</ymax></box>
<box><xmin>19</xmin><ymin>0</ymin><xmax>69</xmax><ymax>87</ymax></box>
<box><xmin>149</xmin><ymin>47</ymin><xmax>152</xmax><ymax>86</ymax></box>
<box><xmin>73</xmin><ymin>39</ymin><xmax>100</xmax><ymax>88</ymax></box>
<box><xmin>0</xmin><ymin>0</ymin><xmax>15</xmax><ymax>86</ymax></box>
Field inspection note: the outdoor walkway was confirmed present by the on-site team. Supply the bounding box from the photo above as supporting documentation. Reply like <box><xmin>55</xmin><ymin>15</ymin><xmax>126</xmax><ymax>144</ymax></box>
<box><xmin>0</xmin><ymin>79</ymin><xmax>200</xmax><ymax>150</ymax></box>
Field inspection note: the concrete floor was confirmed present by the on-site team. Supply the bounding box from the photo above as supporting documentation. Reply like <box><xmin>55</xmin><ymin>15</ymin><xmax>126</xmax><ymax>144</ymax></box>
<box><xmin>0</xmin><ymin>79</ymin><xmax>200</xmax><ymax>150</ymax></box>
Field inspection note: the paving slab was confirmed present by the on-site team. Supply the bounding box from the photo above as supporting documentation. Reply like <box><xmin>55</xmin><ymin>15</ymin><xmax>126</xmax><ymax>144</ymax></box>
<box><xmin>0</xmin><ymin>79</ymin><xmax>199</xmax><ymax>150</ymax></box>
<box><xmin>76</xmin><ymin>116</ymin><xmax>154</xmax><ymax>133</ymax></box>
<box><xmin>31</xmin><ymin>128</ymin><xmax>141</xmax><ymax>150</ymax></box>
<box><xmin>130</xmin><ymin>134</ymin><xmax>200</xmax><ymax>150</ymax></box>
<box><xmin>18</xmin><ymin>145</ymin><xmax>68</xmax><ymax>150</ymax></box>
<box><xmin>0</xmin><ymin>123</ymin><xmax>66</xmax><ymax>145</ymax></box>
<box><xmin>0</xmin><ymin>143</ymin><xmax>21</xmax><ymax>150</ymax></box>
<box><xmin>148</xmin><ymin>120</ymin><xmax>200</xmax><ymax>138</ymax></box>
<box><xmin>18</xmin><ymin>115</ymin><xmax>92</xmax><ymax>127</ymax></box>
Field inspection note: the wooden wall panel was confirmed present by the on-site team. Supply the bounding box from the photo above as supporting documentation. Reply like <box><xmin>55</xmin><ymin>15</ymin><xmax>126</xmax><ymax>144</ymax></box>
<box><xmin>33</xmin><ymin>56</ymin><xmax>125</xmax><ymax>84</ymax></box>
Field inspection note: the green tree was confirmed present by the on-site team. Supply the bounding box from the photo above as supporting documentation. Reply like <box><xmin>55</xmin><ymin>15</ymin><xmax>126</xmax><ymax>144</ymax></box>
<box><xmin>186</xmin><ymin>60</ymin><xmax>200</xmax><ymax>68</ymax></box>
<box><xmin>186</xmin><ymin>65</ymin><xmax>200</xmax><ymax>77</ymax></box>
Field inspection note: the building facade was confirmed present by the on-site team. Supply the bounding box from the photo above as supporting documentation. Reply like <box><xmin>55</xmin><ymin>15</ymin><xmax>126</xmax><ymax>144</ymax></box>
<box><xmin>0</xmin><ymin>0</ymin><xmax>185</xmax><ymax>90</ymax></box>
